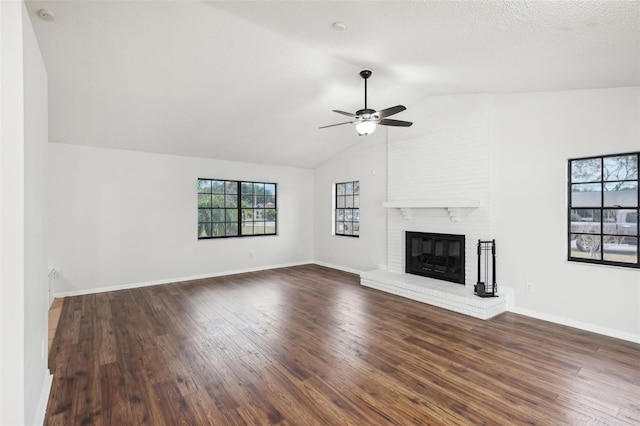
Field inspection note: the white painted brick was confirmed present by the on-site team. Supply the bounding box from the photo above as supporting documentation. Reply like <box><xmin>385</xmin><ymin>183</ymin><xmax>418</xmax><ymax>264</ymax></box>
<box><xmin>381</xmin><ymin>94</ymin><xmax>500</xmax><ymax>316</ymax></box>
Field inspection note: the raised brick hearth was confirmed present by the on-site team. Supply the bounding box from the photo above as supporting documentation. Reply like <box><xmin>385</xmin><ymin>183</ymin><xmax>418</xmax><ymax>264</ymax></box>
<box><xmin>360</xmin><ymin>269</ymin><xmax>506</xmax><ymax>320</ymax></box>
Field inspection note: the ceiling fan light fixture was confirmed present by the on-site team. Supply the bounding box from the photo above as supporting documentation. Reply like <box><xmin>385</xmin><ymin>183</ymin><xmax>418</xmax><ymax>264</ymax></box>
<box><xmin>355</xmin><ymin>121</ymin><xmax>376</xmax><ymax>136</ymax></box>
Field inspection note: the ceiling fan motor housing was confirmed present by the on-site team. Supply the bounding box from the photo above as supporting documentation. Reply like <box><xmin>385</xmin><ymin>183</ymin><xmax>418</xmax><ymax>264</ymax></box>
<box><xmin>356</xmin><ymin>108</ymin><xmax>378</xmax><ymax>120</ymax></box>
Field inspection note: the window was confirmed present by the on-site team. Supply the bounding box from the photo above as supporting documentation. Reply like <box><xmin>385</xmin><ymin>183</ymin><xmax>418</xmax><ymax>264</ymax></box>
<box><xmin>198</xmin><ymin>179</ymin><xmax>277</xmax><ymax>239</ymax></box>
<box><xmin>568</xmin><ymin>152</ymin><xmax>638</xmax><ymax>268</ymax></box>
<box><xmin>335</xmin><ymin>180</ymin><xmax>360</xmax><ymax>237</ymax></box>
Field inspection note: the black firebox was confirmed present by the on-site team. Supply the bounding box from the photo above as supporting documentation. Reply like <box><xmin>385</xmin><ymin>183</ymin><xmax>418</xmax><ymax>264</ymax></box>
<box><xmin>405</xmin><ymin>231</ymin><xmax>465</xmax><ymax>284</ymax></box>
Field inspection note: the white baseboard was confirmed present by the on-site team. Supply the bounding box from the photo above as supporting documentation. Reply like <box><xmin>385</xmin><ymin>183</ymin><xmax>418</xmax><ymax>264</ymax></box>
<box><xmin>51</xmin><ymin>262</ymin><xmax>638</xmax><ymax>344</ymax></box>
<box><xmin>508</xmin><ymin>306</ymin><xmax>640</xmax><ymax>344</ymax></box>
<box><xmin>312</xmin><ymin>261</ymin><xmax>363</xmax><ymax>275</ymax></box>
<box><xmin>53</xmin><ymin>261</ymin><xmax>313</xmax><ymax>298</ymax></box>
<box><xmin>34</xmin><ymin>370</ymin><xmax>53</xmax><ymax>426</ymax></box>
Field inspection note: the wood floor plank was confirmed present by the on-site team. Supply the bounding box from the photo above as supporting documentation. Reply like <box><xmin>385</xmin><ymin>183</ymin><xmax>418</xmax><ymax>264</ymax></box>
<box><xmin>45</xmin><ymin>265</ymin><xmax>640</xmax><ymax>425</ymax></box>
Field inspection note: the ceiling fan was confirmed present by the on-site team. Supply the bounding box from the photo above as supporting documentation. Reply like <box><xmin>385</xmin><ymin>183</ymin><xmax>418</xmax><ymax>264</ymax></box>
<box><xmin>320</xmin><ymin>69</ymin><xmax>413</xmax><ymax>136</ymax></box>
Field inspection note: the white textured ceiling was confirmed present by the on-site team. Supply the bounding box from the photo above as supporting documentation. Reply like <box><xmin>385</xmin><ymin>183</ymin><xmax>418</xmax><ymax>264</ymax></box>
<box><xmin>25</xmin><ymin>1</ymin><xmax>640</xmax><ymax>168</ymax></box>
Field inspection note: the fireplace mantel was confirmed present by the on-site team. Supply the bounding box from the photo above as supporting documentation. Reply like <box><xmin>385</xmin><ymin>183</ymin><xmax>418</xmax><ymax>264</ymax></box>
<box><xmin>382</xmin><ymin>199</ymin><xmax>480</xmax><ymax>221</ymax></box>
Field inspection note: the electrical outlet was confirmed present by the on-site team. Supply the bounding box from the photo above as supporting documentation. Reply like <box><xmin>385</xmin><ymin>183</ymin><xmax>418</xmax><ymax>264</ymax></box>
<box><xmin>525</xmin><ymin>282</ymin><xmax>534</xmax><ymax>293</ymax></box>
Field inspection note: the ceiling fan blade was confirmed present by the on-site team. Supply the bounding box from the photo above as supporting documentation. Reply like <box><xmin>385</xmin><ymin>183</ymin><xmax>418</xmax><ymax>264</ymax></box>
<box><xmin>333</xmin><ymin>110</ymin><xmax>357</xmax><ymax>118</ymax></box>
<box><xmin>376</xmin><ymin>105</ymin><xmax>406</xmax><ymax>118</ymax></box>
<box><xmin>319</xmin><ymin>121</ymin><xmax>354</xmax><ymax>129</ymax></box>
<box><xmin>379</xmin><ymin>118</ymin><xmax>413</xmax><ymax>127</ymax></box>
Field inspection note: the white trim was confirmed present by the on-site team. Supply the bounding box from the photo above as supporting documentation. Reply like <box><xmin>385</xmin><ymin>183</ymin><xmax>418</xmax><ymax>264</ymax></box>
<box><xmin>312</xmin><ymin>261</ymin><xmax>363</xmax><ymax>276</ymax></box>
<box><xmin>51</xmin><ymin>261</ymin><xmax>638</xmax><ymax>344</ymax></box>
<box><xmin>508</xmin><ymin>306</ymin><xmax>640</xmax><ymax>344</ymax></box>
<box><xmin>53</xmin><ymin>261</ymin><xmax>313</xmax><ymax>297</ymax></box>
<box><xmin>33</xmin><ymin>370</ymin><xmax>53</xmax><ymax>426</ymax></box>
<box><xmin>382</xmin><ymin>199</ymin><xmax>481</xmax><ymax>209</ymax></box>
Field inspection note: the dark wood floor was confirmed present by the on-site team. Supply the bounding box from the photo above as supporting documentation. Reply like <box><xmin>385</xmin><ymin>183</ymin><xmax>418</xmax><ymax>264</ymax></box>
<box><xmin>46</xmin><ymin>264</ymin><xmax>640</xmax><ymax>425</ymax></box>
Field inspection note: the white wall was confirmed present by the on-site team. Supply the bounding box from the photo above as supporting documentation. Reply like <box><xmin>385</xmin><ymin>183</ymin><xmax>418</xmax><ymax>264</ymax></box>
<box><xmin>0</xmin><ymin>1</ymin><xmax>50</xmax><ymax>424</ymax></box>
<box><xmin>491</xmin><ymin>87</ymin><xmax>640</xmax><ymax>341</ymax></box>
<box><xmin>49</xmin><ymin>143</ymin><xmax>314</xmax><ymax>294</ymax></box>
<box><xmin>313</xmin><ymin>132</ymin><xmax>387</xmax><ymax>273</ymax></box>
<box><xmin>379</xmin><ymin>88</ymin><xmax>638</xmax><ymax>341</ymax></box>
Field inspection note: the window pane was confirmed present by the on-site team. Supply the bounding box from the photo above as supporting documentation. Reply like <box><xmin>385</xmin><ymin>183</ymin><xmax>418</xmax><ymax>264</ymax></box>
<box><xmin>571</xmin><ymin>183</ymin><xmax>601</xmax><ymax>207</ymax></box>
<box><xmin>211</xmin><ymin>180</ymin><xmax>225</xmax><ymax>193</ymax></box>
<box><xmin>337</xmin><ymin>183</ymin><xmax>345</xmax><ymax>196</ymax></box>
<box><xmin>353</xmin><ymin>222</ymin><xmax>360</xmax><ymax>236</ymax></box>
<box><xmin>242</xmin><ymin>209</ymin><xmax>253</xmax><ymax>220</ymax></box>
<box><xmin>255</xmin><ymin>196</ymin><xmax>265</xmax><ymax>207</ymax></box>
<box><xmin>212</xmin><ymin>223</ymin><xmax>226</xmax><ymax>237</ymax></box>
<box><xmin>603</xmin><ymin>237</ymin><xmax>637</xmax><ymax>263</ymax></box>
<box><xmin>336</xmin><ymin>222</ymin><xmax>344</xmax><ymax>233</ymax></box>
<box><xmin>265</xmin><ymin>221</ymin><xmax>276</xmax><ymax>234</ymax></box>
<box><xmin>345</xmin><ymin>196</ymin><xmax>354</xmax><ymax>208</ymax></box>
<box><xmin>571</xmin><ymin>158</ymin><xmax>601</xmax><ymax>183</ymax></box>
<box><xmin>254</xmin><ymin>183</ymin><xmax>265</xmax><ymax>195</ymax></box>
<box><xmin>241</xmin><ymin>182</ymin><xmax>253</xmax><ymax>194</ymax></box>
<box><xmin>226</xmin><ymin>209</ymin><xmax>238</xmax><ymax>222</ymax></box>
<box><xmin>604</xmin><ymin>182</ymin><xmax>637</xmax><ymax>207</ymax></box>
<box><xmin>255</xmin><ymin>209</ymin><xmax>264</xmax><ymax>220</ymax></box>
<box><xmin>354</xmin><ymin>195</ymin><xmax>360</xmax><ymax>208</ymax></box>
<box><xmin>265</xmin><ymin>209</ymin><xmax>276</xmax><ymax>220</ymax></box>
<box><xmin>225</xmin><ymin>195</ymin><xmax>237</xmax><ymax>208</ymax></box>
<box><xmin>337</xmin><ymin>196</ymin><xmax>345</xmax><ymax>208</ymax></box>
<box><xmin>604</xmin><ymin>210</ymin><xmax>637</xmax><ymax>236</ymax></box>
<box><xmin>198</xmin><ymin>180</ymin><xmax>211</xmax><ymax>193</ymax></box>
<box><xmin>264</xmin><ymin>183</ymin><xmax>276</xmax><ymax>196</ymax></box>
<box><xmin>254</xmin><ymin>222</ymin><xmax>265</xmax><ymax>234</ymax></box>
<box><xmin>345</xmin><ymin>209</ymin><xmax>353</xmax><ymax>221</ymax></box>
<box><xmin>241</xmin><ymin>194</ymin><xmax>253</xmax><ymax>207</ymax></box>
<box><xmin>212</xmin><ymin>194</ymin><xmax>224</xmax><ymax>208</ymax></box>
<box><xmin>604</xmin><ymin>155</ymin><xmax>638</xmax><ymax>181</ymax></box>
<box><xmin>211</xmin><ymin>209</ymin><xmax>224</xmax><ymax>222</ymax></box>
<box><xmin>336</xmin><ymin>209</ymin><xmax>344</xmax><ymax>221</ymax></box>
<box><xmin>198</xmin><ymin>194</ymin><xmax>211</xmax><ymax>208</ymax></box>
<box><xmin>225</xmin><ymin>181</ymin><xmax>238</xmax><ymax>194</ymax></box>
<box><xmin>354</xmin><ymin>210</ymin><xmax>360</xmax><ymax>222</ymax></box>
<box><xmin>242</xmin><ymin>222</ymin><xmax>254</xmax><ymax>235</ymax></box>
<box><xmin>265</xmin><ymin>195</ymin><xmax>275</xmax><ymax>206</ymax></box>
<box><xmin>198</xmin><ymin>223</ymin><xmax>211</xmax><ymax>238</ymax></box>
<box><xmin>353</xmin><ymin>181</ymin><xmax>360</xmax><ymax>194</ymax></box>
<box><xmin>345</xmin><ymin>182</ymin><xmax>353</xmax><ymax>195</ymax></box>
<box><xmin>226</xmin><ymin>222</ymin><xmax>238</xmax><ymax>236</ymax></box>
<box><xmin>570</xmin><ymin>209</ymin><xmax>601</xmax><ymax>234</ymax></box>
<box><xmin>198</xmin><ymin>209</ymin><xmax>211</xmax><ymax>222</ymax></box>
<box><xmin>343</xmin><ymin>222</ymin><xmax>353</xmax><ymax>235</ymax></box>
<box><xmin>572</xmin><ymin>234</ymin><xmax>602</xmax><ymax>258</ymax></box>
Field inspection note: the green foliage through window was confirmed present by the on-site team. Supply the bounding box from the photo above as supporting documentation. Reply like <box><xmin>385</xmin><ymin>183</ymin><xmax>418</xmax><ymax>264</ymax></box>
<box><xmin>198</xmin><ymin>179</ymin><xmax>277</xmax><ymax>239</ymax></box>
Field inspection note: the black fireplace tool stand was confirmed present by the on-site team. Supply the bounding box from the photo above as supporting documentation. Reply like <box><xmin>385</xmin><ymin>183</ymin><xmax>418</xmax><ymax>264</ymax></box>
<box><xmin>475</xmin><ymin>239</ymin><xmax>497</xmax><ymax>298</ymax></box>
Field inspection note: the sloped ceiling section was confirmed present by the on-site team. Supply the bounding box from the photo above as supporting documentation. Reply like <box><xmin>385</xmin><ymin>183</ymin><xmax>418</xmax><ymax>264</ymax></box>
<box><xmin>25</xmin><ymin>1</ymin><xmax>640</xmax><ymax>168</ymax></box>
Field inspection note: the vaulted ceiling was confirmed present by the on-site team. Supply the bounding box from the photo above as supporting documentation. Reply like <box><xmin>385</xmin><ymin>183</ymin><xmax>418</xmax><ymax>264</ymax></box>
<box><xmin>25</xmin><ymin>1</ymin><xmax>640</xmax><ymax>168</ymax></box>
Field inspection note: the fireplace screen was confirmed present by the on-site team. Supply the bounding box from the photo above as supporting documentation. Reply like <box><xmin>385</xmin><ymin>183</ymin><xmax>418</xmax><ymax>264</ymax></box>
<box><xmin>405</xmin><ymin>232</ymin><xmax>465</xmax><ymax>284</ymax></box>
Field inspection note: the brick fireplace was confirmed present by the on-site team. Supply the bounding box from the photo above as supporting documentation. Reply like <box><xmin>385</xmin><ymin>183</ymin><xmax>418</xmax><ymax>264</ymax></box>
<box><xmin>360</xmin><ymin>94</ymin><xmax>507</xmax><ymax>319</ymax></box>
